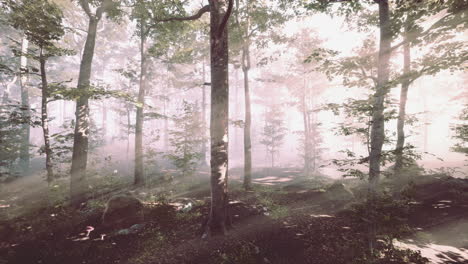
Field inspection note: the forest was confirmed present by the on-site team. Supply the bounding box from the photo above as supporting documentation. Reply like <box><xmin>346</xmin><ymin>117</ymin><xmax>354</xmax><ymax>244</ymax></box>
<box><xmin>0</xmin><ymin>0</ymin><xmax>467</xmax><ymax>263</ymax></box>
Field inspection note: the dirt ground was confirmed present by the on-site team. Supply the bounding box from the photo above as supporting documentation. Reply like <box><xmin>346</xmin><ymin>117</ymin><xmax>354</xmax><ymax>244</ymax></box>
<box><xmin>0</xmin><ymin>169</ymin><xmax>467</xmax><ymax>264</ymax></box>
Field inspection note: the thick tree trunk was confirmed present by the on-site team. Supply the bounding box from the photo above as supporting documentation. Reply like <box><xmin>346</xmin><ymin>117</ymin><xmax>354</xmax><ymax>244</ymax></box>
<box><xmin>134</xmin><ymin>27</ymin><xmax>147</xmax><ymax>186</ymax></box>
<box><xmin>70</xmin><ymin>16</ymin><xmax>99</xmax><ymax>207</ymax></box>
<box><xmin>242</xmin><ymin>46</ymin><xmax>252</xmax><ymax>190</ymax></box>
<box><xmin>204</xmin><ymin>0</ymin><xmax>231</xmax><ymax>237</ymax></box>
<box><xmin>368</xmin><ymin>0</ymin><xmax>391</xmax><ymax>194</ymax></box>
<box><xmin>19</xmin><ymin>37</ymin><xmax>30</xmax><ymax>174</ymax></box>
<box><xmin>394</xmin><ymin>27</ymin><xmax>411</xmax><ymax>174</ymax></box>
<box><xmin>39</xmin><ymin>49</ymin><xmax>53</xmax><ymax>183</ymax></box>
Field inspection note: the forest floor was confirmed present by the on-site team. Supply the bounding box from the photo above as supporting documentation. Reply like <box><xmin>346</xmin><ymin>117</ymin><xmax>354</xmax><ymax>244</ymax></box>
<box><xmin>0</xmin><ymin>168</ymin><xmax>467</xmax><ymax>264</ymax></box>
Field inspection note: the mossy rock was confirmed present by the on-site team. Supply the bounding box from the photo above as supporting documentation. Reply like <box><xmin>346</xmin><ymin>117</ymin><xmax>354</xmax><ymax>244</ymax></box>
<box><xmin>102</xmin><ymin>194</ymin><xmax>144</xmax><ymax>230</ymax></box>
<box><xmin>324</xmin><ymin>182</ymin><xmax>354</xmax><ymax>202</ymax></box>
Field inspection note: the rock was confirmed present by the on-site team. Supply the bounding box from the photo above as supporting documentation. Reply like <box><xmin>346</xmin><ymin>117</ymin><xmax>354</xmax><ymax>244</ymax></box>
<box><xmin>102</xmin><ymin>194</ymin><xmax>144</xmax><ymax>230</ymax></box>
<box><xmin>324</xmin><ymin>182</ymin><xmax>354</xmax><ymax>201</ymax></box>
<box><xmin>115</xmin><ymin>223</ymin><xmax>145</xmax><ymax>236</ymax></box>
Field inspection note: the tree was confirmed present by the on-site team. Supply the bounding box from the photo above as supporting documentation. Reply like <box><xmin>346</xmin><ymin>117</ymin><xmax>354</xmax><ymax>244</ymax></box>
<box><xmin>18</xmin><ymin>36</ymin><xmax>29</xmax><ymax>174</ymax></box>
<box><xmin>260</xmin><ymin>104</ymin><xmax>287</xmax><ymax>168</ymax></box>
<box><xmin>391</xmin><ymin>1</ymin><xmax>468</xmax><ymax>174</ymax></box>
<box><xmin>231</xmin><ymin>0</ymin><xmax>287</xmax><ymax>189</ymax></box>
<box><xmin>70</xmin><ymin>0</ymin><xmax>118</xmax><ymax>207</ymax></box>
<box><xmin>286</xmin><ymin>29</ymin><xmax>327</xmax><ymax>177</ymax></box>
<box><xmin>150</xmin><ymin>0</ymin><xmax>234</xmax><ymax>236</ymax></box>
<box><xmin>452</xmin><ymin>105</ymin><xmax>468</xmax><ymax>157</ymax></box>
<box><xmin>6</xmin><ymin>0</ymin><xmax>69</xmax><ymax>183</ymax></box>
<box><xmin>166</xmin><ymin>101</ymin><xmax>205</xmax><ymax>177</ymax></box>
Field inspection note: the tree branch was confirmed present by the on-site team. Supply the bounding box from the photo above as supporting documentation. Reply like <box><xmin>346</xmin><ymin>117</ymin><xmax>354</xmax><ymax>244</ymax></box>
<box><xmin>217</xmin><ymin>0</ymin><xmax>234</xmax><ymax>38</ymax></box>
<box><xmin>153</xmin><ymin>5</ymin><xmax>210</xmax><ymax>23</ymax></box>
<box><xmin>78</xmin><ymin>0</ymin><xmax>92</xmax><ymax>18</ymax></box>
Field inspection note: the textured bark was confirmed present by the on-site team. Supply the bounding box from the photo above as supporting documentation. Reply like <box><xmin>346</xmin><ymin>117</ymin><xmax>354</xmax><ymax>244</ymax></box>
<box><xmin>39</xmin><ymin>49</ymin><xmax>53</xmax><ymax>183</ymax></box>
<box><xmin>394</xmin><ymin>26</ymin><xmax>411</xmax><ymax>174</ymax></box>
<box><xmin>134</xmin><ymin>23</ymin><xmax>147</xmax><ymax>186</ymax></box>
<box><xmin>70</xmin><ymin>14</ymin><xmax>99</xmax><ymax>207</ymax></box>
<box><xmin>19</xmin><ymin>37</ymin><xmax>30</xmax><ymax>174</ymax></box>
<box><xmin>368</xmin><ymin>0</ymin><xmax>392</xmax><ymax>194</ymax></box>
<box><xmin>204</xmin><ymin>0</ymin><xmax>232</xmax><ymax>237</ymax></box>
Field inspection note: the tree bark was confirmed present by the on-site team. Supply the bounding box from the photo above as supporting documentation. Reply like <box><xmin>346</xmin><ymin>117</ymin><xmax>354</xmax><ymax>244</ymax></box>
<box><xmin>134</xmin><ymin>23</ymin><xmax>148</xmax><ymax>186</ymax></box>
<box><xmin>204</xmin><ymin>0</ymin><xmax>232</xmax><ymax>237</ymax></box>
<box><xmin>302</xmin><ymin>90</ymin><xmax>311</xmax><ymax>177</ymax></box>
<box><xmin>102</xmin><ymin>102</ymin><xmax>107</xmax><ymax>144</ymax></box>
<box><xmin>201</xmin><ymin>59</ymin><xmax>208</xmax><ymax>166</ymax></box>
<box><xmin>39</xmin><ymin>48</ymin><xmax>53</xmax><ymax>183</ymax></box>
<box><xmin>242</xmin><ymin>45</ymin><xmax>252</xmax><ymax>190</ymax></box>
<box><xmin>368</xmin><ymin>0</ymin><xmax>392</xmax><ymax>194</ymax></box>
<box><xmin>70</xmin><ymin>14</ymin><xmax>99</xmax><ymax>207</ymax></box>
<box><xmin>19</xmin><ymin>37</ymin><xmax>30</xmax><ymax>174</ymax></box>
<box><xmin>394</xmin><ymin>25</ymin><xmax>411</xmax><ymax>174</ymax></box>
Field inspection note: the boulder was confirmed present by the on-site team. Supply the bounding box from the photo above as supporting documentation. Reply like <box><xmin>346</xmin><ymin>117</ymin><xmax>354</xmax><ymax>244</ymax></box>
<box><xmin>324</xmin><ymin>182</ymin><xmax>354</xmax><ymax>202</ymax></box>
<box><xmin>102</xmin><ymin>194</ymin><xmax>144</xmax><ymax>230</ymax></box>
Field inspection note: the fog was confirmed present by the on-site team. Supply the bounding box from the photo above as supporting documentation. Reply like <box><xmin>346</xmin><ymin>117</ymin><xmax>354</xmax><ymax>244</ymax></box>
<box><xmin>0</xmin><ymin>1</ymin><xmax>467</xmax><ymax>263</ymax></box>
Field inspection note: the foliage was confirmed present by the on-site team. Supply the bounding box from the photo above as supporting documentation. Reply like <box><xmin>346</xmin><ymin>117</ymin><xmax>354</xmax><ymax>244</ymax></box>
<box><xmin>50</xmin><ymin>119</ymin><xmax>104</xmax><ymax>165</ymax></box>
<box><xmin>451</xmin><ymin>105</ymin><xmax>468</xmax><ymax>157</ymax></box>
<box><xmin>260</xmin><ymin>104</ymin><xmax>287</xmax><ymax>168</ymax></box>
<box><xmin>0</xmin><ymin>102</ymin><xmax>39</xmax><ymax>178</ymax></box>
<box><xmin>165</xmin><ymin>101</ymin><xmax>205</xmax><ymax>177</ymax></box>
<box><xmin>4</xmin><ymin>0</ymin><xmax>64</xmax><ymax>48</ymax></box>
<box><xmin>343</xmin><ymin>194</ymin><xmax>429</xmax><ymax>264</ymax></box>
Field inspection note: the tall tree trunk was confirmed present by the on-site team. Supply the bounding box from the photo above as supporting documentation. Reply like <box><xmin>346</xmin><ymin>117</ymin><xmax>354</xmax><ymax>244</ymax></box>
<box><xmin>204</xmin><ymin>0</ymin><xmax>232</xmax><ymax>237</ymax></box>
<box><xmin>102</xmin><ymin>102</ymin><xmax>107</xmax><ymax>144</ymax></box>
<box><xmin>368</xmin><ymin>0</ymin><xmax>391</xmax><ymax>194</ymax></box>
<box><xmin>126</xmin><ymin>107</ymin><xmax>131</xmax><ymax>171</ymax></box>
<box><xmin>70</xmin><ymin>16</ymin><xmax>99</xmax><ymax>207</ymax></box>
<box><xmin>201</xmin><ymin>59</ymin><xmax>208</xmax><ymax>166</ymax></box>
<box><xmin>242</xmin><ymin>45</ymin><xmax>252</xmax><ymax>189</ymax></box>
<box><xmin>394</xmin><ymin>25</ymin><xmax>411</xmax><ymax>174</ymax></box>
<box><xmin>19</xmin><ymin>37</ymin><xmax>30</xmax><ymax>174</ymax></box>
<box><xmin>39</xmin><ymin>48</ymin><xmax>53</xmax><ymax>184</ymax></box>
<box><xmin>367</xmin><ymin>0</ymin><xmax>392</xmax><ymax>256</ymax></box>
<box><xmin>134</xmin><ymin>25</ymin><xmax>147</xmax><ymax>186</ymax></box>
<box><xmin>302</xmin><ymin>91</ymin><xmax>311</xmax><ymax>177</ymax></box>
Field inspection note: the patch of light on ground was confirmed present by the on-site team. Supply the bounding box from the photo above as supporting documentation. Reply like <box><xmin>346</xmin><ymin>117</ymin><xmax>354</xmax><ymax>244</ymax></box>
<box><xmin>395</xmin><ymin>240</ymin><xmax>468</xmax><ymax>264</ymax></box>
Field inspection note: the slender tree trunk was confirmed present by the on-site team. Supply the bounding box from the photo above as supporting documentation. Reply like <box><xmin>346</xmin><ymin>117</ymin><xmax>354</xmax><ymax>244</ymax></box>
<box><xmin>19</xmin><ymin>37</ymin><xmax>30</xmax><ymax>174</ymax></box>
<box><xmin>201</xmin><ymin>60</ymin><xmax>208</xmax><ymax>166</ymax></box>
<box><xmin>163</xmin><ymin>66</ymin><xmax>169</xmax><ymax>153</ymax></box>
<box><xmin>2</xmin><ymin>75</ymin><xmax>17</xmax><ymax>104</ymax></box>
<box><xmin>302</xmin><ymin>89</ymin><xmax>311</xmax><ymax>177</ymax></box>
<box><xmin>39</xmin><ymin>48</ymin><xmax>53</xmax><ymax>183</ymax></box>
<box><xmin>102</xmin><ymin>102</ymin><xmax>107</xmax><ymax>144</ymax></box>
<box><xmin>271</xmin><ymin>148</ymin><xmax>274</xmax><ymax>168</ymax></box>
<box><xmin>134</xmin><ymin>25</ymin><xmax>147</xmax><ymax>186</ymax></box>
<box><xmin>394</xmin><ymin>26</ymin><xmax>411</xmax><ymax>174</ymax></box>
<box><xmin>204</xmin><ymin>0</ymin><xmax>231</xmax><ymax>237</ymax></box>
<box><xmin>367</xmin><ymin>0</ymin><xmax>392</xmax><ymax>256</ymax></box>
<box><xmin>126</xmin><ymin>107</ymin><xmax>131</xmax><ymax>170</ymax></box>
<box><xmin>70</xmin><ymin>16</ymin><xmax>99</xmax><ymax>207</ymax></box>
<box><xmin>368</xmin><ymin>0</ymin><xmax>391</xmax><ymax>194</ymax></box>
<box><xmin>242</xmin><ymin>46</ymin><xmax>252</xmax><ymax>189</ymax></box>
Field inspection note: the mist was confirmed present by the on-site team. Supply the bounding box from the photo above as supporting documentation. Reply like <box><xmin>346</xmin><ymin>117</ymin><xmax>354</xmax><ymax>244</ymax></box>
<box><xmin>1</xmin><ymin>1</ymin><xmax>467</xmax><ymax>264</ymax></box>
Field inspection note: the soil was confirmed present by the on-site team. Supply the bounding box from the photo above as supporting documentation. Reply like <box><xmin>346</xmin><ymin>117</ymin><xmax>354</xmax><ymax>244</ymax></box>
<box><xmin>0</xmin><ymin>170</ymin><xmax>467</xmax><ymax>264</ymax></box>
